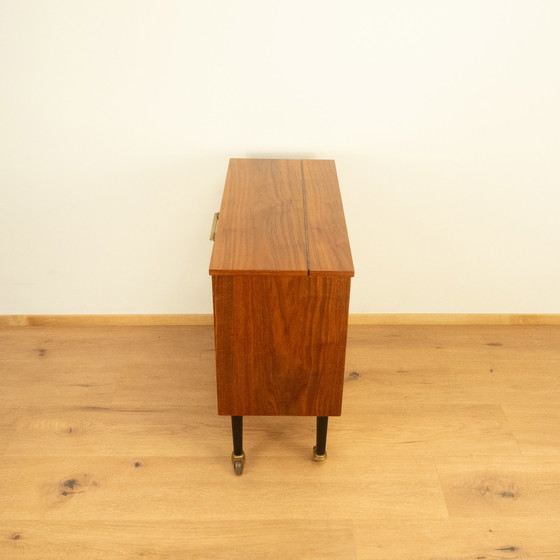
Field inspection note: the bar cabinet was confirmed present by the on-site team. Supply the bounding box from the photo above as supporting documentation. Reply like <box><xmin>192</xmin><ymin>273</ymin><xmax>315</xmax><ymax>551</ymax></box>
<box><xmin>209</xmin><ymin>158</ymin><xmax>353</xmax><ymax>475</ymax></box>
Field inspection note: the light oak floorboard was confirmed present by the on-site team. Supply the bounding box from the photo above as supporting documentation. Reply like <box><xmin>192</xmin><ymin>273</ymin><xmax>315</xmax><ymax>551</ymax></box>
<box><xmin>503</xmin><ymin>404</ymin><xmax>560</xmax><ymax>456</ymax></box>
<box><xmin>336</xmin><ymin>404</ymin><xmax>520</xmax><ymax>457</ymax></box>
<box><xmin>0</xmin><ymin>455</ymin><xmax>446</xmax><ymax>521</ymax></box>
<box><xmin>437</xmin><ymin>456</ymin><xmax>560</xmax><ymax>517</ymax></box>
<box><xmin>345</xmin><ymin>325</ymin><xmax>560</xmax><ymax>406</ymax></box>
<box><xmin>1</xmin><ymin>324</ymin><xmax>560</xmax><ymax>559</ymax></box>
<box><xmin>354</xmin><ymin>518</ymin><xmax>560</xmax><ymax>560</ymax></box>
<box><xmin>0</xmin><ymin>520</ymin><xmax>356</xmax><ymax>560</ymax></box>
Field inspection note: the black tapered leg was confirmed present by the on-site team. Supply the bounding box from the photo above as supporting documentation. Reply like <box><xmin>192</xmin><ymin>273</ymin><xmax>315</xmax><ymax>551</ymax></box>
<box><xmin>313</xmin><ymin>416</ymin><xmax>329</xmax><ymax>461</ymax></box>
<box><xmin>231</xmin><ymin>416</ymin><xmax>245</xmax><ymax>475</ymax></box>
<box><xmin>231</xmin><ymin>415</ymin><xmax>243</xmax><ymax>455</ymax></box>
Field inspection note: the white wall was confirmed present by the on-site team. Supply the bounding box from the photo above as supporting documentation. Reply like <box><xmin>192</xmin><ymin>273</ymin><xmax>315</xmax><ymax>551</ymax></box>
<box><xmin>1</xmin><ymin>0</ymin><xmax>559</xmax><ymax>314</ymax></box>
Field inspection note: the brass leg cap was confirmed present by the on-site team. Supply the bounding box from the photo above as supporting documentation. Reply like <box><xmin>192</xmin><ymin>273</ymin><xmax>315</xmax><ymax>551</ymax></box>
<box><xmin>232</xmin><ymin>451</ymin><xmax>246</xmax><ymax>475</ymax></box>
<box><xmin>313</xmin><ymin>446</ymin><xmax>327</xmax><ymax>462</ymax></box>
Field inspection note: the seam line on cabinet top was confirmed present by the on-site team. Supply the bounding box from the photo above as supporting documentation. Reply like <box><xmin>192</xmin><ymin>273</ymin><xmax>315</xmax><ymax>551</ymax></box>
<box><xmin>300</xmin><ymin>160</ymin><xmax>311</xmax><ymax>276</ymax></box>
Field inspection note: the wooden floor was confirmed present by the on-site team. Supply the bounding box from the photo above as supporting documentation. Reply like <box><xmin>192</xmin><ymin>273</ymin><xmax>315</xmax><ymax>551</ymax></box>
<box><xmin>1</xmin><ymin>324</ymin><xmax>560</xmax><ymax>559</ymax></box>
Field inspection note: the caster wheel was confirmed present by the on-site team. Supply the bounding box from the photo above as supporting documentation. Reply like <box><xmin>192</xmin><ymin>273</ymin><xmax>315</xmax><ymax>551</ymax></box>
<box><xmin>231</xmin><ymin>452</ymin><xmax>246</xmax><ymax>475</ymax></box>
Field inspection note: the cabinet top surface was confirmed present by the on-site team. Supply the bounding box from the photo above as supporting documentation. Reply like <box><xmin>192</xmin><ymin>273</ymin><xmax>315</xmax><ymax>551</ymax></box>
<box><xmin>209</xmin><ymin>158</ymin><xmax>354</xmax><ymax>277</ymax></box>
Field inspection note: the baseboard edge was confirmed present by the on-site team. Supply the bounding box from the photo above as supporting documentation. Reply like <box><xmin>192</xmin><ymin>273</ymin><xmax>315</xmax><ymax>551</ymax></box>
<box><xmin>2</xmin><ymin>313</ymin><xmax>560</xmax><ymax>327</ymax></box>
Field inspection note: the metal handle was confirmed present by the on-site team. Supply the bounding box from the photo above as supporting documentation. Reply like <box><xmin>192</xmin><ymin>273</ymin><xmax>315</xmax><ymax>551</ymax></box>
<box><xmin>209</xmin><ymin>212</ymin><xmax>219</xmax><ymax>241</ymax></box>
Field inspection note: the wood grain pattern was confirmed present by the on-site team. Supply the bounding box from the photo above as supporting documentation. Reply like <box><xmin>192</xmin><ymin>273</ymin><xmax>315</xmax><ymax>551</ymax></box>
<box><xmin>0</xmin><ymin>455</ymin><xmax>445</xmax><ymax>522</ymax></box>
<box><xmin>209</xmin><ymin>158</ymin><xmax>353</xmax><ymax>276</ymax></box>
<box><xmin>332</xmin><ymin>404</ymin><xmax>519</xmax><ymax>457</ymax></box>
<box><xmin>2</xmin><ymin>324</ymin><xmax>560</xmax><ymax>558</ymax></box>
<box><xmin>345</xmin><ymin>324</ymin><xmax>560</xmax><ymax>408</ymax></box>
<box><xmin>354</xmin><ymin>518</ymin><xmax>560</xmax><ymax>560</ymax></box>
<box><xmin>437</xmin><ymin>457</ymin><xmax>560</xmax><ymax>518</ymax></box>
<box><xmin>209</xmin><ymin>159</ymin><xmax>308</xmax><ymax>276</ymax></box>
<box><xmin>5</xmin><ymin>407</ymin><xmax>224</xmax><ymax>457</ymax></box>
<box><xmin>503</xmin><ymin>405</ymin><xmax>560</xmax><ymax>455</ymax></box>
<box><xmin>302</xmin><ymin>159</ymin><xmax>354</xmax><ymax>276</ymax></box>
<box><xmin>210</xmin><ymin>158</ymin><xmax>353</xmax><ymax>416</ymax></box>
<box><xmin>212</xmin><ymin>275</ymin><xmax>351</xmax><ymax>416</ymax></box>
<box><xmin>0</xmin><ymin>520</ymin><xmax>356</xmax><ymax>560</ymax></box>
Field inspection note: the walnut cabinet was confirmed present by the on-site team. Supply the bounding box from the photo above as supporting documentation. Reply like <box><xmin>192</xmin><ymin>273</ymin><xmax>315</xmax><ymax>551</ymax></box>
<box><xmin>209</xmin><ymin>158</ymin><xmax>353</xmax><ymax>474</ymax></box>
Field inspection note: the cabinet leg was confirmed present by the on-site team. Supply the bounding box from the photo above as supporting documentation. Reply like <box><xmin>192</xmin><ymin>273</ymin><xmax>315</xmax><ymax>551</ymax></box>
<box><xmin>313</xmin><ymin>416</ymin><xmax>329</xmax><ymax>461</ymax></box>
<box><xmin>231</xmin><ymin>416</ymin><xmax>245</xmax><ymax>475</ymax></box>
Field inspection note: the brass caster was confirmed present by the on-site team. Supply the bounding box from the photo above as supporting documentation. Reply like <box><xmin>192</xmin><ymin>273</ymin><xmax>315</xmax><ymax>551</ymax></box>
<box><xmin>312</xmin><ymin>446</ymin><xmax>327</xmax><ymax>462</ymax></box>
<box><xmin>232</xmin><ymin>451</ymin><xmax>246</xmax><ymax>475</ymax></box>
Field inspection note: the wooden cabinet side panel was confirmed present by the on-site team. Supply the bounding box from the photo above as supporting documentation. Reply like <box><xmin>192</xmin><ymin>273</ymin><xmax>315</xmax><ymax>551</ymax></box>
<box><xmin>212</xmin><ymin>275</ymin><xmax>350</xmax><ymax>416</ymax></box>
